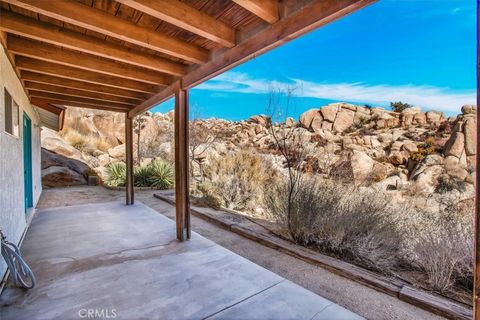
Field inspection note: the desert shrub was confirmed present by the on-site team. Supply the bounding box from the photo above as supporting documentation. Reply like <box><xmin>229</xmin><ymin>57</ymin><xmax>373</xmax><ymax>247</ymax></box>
<box><xmin>197</xmin><ymin>182</ymin><xmax>223</xmax><ymax>209</ymax></box>
<box><xmin>104</xmin><ymin>159</ymin><xmax>173</xmax><ymax>188</ymax></box>
<box><xmin>104</xmin><ymin>162</ymin><xmax>126</xmax><ymax>187</ymax></box>
<box><xmin>265</xmin><ymin>177</ymin><xmax>403</xmax><ymax>272</ymax></box>
<box><xmin>94</xmin><ymin>138</ymin><xmax>111</xmax><ymax>152</ymax></box>
<box><xmin>134</xmin><ymin>165</ymin><xmax>153</xmax><ymax>187</ymax></box>
<box><xmin>405</xmin><ymin>203</ymin><xmax>473</xmax><ymax>293</ymax></box>
<box><xmin>435</xmin><ymin>175</ymin><xmax>467</xmax><ymax>194</ymax></box>
<box><xmin>65</xmin><ymin>130</ymin><xmax>89</xmax><ymax>151</ymax></box>
<box><xmin>344</xmin><ymin>118</ymin><xmax>370</xmax><ymax>134</ymax></box>
<box><xmin>201</xmin><ymin>151</ymin><xmax>274</xmax><ymax>211</ymax></box>
<box><xmin>410</xmin><ymin>137</ymin><xmax>441</xmax><ymax>162</ymax></box>
<box><xmin>149</xmin><ymin>159</ymin><xmax>174</xmax><ymax>189</ymax></box>
<box><xmin>390</xmin><ymin>101</ymin><xmax>412</xmax><ymax>113</ymax></box>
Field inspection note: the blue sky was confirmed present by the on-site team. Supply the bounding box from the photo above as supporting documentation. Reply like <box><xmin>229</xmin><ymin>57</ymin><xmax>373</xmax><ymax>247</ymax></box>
<box><xmin>152</xmin><ymin>0</ymin><xmax>477</xmax><ymax>120</ymax></box>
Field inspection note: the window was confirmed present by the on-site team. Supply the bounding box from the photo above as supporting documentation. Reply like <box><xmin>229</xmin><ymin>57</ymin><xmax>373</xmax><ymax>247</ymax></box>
<box><xmin>4</xmin><ymin>88</ymin><xmax>19</xmax><ymax>136</ymax></box>
<box><xmin>12</xmin><ymin>100</ymin><xmax>19</xmax><ymax>136</ymax></box>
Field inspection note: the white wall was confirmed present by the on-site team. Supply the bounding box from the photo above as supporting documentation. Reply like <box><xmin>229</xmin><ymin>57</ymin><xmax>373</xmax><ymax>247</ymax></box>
<box><xmin>0</xmin><ymin>47</ymin><xmax>42</xmax><ymax>279</ymax></box>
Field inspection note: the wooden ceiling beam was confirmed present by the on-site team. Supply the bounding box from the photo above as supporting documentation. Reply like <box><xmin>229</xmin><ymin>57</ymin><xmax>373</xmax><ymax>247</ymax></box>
<box><xmin>2</xmin><ymin>0</ymin><xmax>209</xmax><ymax>64</ymax></box>
<box><xmin>0</xmin><ymin>10</ymin><xmax>187</xmax><ymax>75</ymax></box>
<box><xmin>24</xmin><ymin>82</ymin><xmax>139</xmax><ymax>106</ymax></box>
<box><xmin>8</xmin><ymin>37</ymin><xmax>175</xmax><ymax>85</ymax></box>
<box><xmin>28</xmin><ymin>91</ymin><xmax>133</xmax><ymax>110</ymax></box>
<box><xmin>117</xmin><ymin>0</ymin><xmax>236</xmax><ymax>47</ymax></box>
<box><xmin>30</xmin><ymin>98</ymin><xmax>65</xmax><ymax>116</ymax></box>
<box><xmin>16</xmin><ymin>56</ymin><xmax>160</xmax><ymax>94</ymax></box>
<box><xmin>21</xmin><ymin>72</ymin><xmax>149</xmax><ymax>101</ymax></box>
<box><xmin>128</xmin><ymin>82</ymin><xmax>177</xmax><ymax>118</ymax></box>
<box><xmin>31</xmin><ymin>97</ymin><xmax>129</xmax><ymax>113</ymax></box>
<box><xmin>232</xmin><ymin>0</ymin><xmax>279</xmax><ymax>23</ymax></box>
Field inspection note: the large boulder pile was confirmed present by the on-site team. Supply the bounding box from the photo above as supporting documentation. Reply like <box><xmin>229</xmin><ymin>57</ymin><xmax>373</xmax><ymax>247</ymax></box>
<box><xmin>64</xmin><ymin>108</ymin><xmax>125</xmax><ymax>146</ymax></box>
<box><xmin>299</xmin><ymin>103</ymin><xmax>446</xmax><ymax>134</ymax></box>
<box><xmin>41</xmin><ymin>102</ymin><xmax>476</xmax><ymax>204</ymax></box>
<box><xmin>443</xmin><ymin>104</ymin><xmax>476</xmax><ymax>166</ymax></box>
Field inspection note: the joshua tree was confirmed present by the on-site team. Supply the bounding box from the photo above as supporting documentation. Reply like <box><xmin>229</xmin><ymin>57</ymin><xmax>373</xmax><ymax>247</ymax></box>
<box><xmin>134</xmin><ymin>112</ymin><xmax>147</xmax><ymax>165</ymax></box>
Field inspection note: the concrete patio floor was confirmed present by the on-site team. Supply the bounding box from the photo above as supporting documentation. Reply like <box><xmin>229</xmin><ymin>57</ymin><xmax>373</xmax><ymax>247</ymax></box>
<box><xmin>0</xmin><ymin>201</ymin><xmax>362</xmax><ymax>320</ymax></box>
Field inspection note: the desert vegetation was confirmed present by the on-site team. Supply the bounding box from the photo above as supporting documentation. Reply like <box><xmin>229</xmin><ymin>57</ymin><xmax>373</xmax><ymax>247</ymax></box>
<box><xmin>104</xmin><ymin>159</ymin><xmax>174</xmax><ymax>189</ymax></box>
<box><xmin>195</xmin><ymin>151</ymin><xmax>276</xmax><ymax>211</ymax></box>
<box><xmin>265</xmin><ymin>176</ymin><xmax>472</xmax><ymax>293</ymax></box>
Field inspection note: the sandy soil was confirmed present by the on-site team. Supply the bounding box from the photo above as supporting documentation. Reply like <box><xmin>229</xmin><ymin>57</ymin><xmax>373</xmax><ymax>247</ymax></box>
<box><xmin>37</xmin><ymin>186</ymin><xmax>446</xmax><ymax>320</ymax></box>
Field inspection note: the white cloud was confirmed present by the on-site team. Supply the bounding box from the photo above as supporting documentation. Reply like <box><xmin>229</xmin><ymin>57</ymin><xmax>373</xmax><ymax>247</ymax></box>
<box><xmin>196</xmin><ymin>72</ymin><xmax>476</xmax><ymax>114</ymax></box>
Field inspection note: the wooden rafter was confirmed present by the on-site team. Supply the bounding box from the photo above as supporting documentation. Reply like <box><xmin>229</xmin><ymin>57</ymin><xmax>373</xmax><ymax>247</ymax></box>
<box><xmin>21</xmin><ymin>72</ymin><xmax>149</xmax><ymax>101</ymax></box>
<box><xmin>116</xmin><ymin>0</ymin><xmax>236</xmax><ymax>47</ymax></box>
<box><xmin>24</xmin><ymin>82</ymin><xmax>139</xmax><ymax>105</ymax></box>
<box><xmin>8</xmin><ymin>37</ymin><xmax>175</xmax><ymax>85</ymax></box>
<box><xmin>30</xmin><ymin>98</ymin><xmax>65</xmax><ymax>115</ymax></box>
<box><xmin>232</xmin><ymin>0</ymin><xmax>279</xmax><ymax>23</ymax></box>
<box><xmin>128</xmin><ymin>83</ymin><xmax>177</xmax><ymax>119</ymax></box>
<box><xmin>0</xmin><ymin>10</ymin><xmax>188</xmax><ymax>75</ymax></box>
<box><xmin>28</xmin><ymin>90</ymin><xmax>134</xmax><ymax>110</ymax></box>
<box><xmin>30</xmin><ymin>97</ymin><xmax>130</xmax><ymax>113</ymax></box>
<box><xmin>16</xmin><ymin>56</ymin><xmax>160</xmax><ymax>93</ymax></box>
<box><xmin>2</xmin><ymin>0</ymin><xmax>209</xmax><ymax>64</ymax></box>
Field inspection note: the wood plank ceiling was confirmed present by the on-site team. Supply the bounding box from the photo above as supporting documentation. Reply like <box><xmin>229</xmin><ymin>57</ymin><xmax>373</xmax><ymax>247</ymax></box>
<box><xmin>0</xmin><ymin>0</ymin><xmax>376</xmax><ymax>117</ymax></box>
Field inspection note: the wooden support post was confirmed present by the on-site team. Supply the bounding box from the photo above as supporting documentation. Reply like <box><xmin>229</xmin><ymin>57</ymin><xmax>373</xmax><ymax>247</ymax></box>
<box><xmin>125</xmin><ymin>113</ymin><xmax>134</xmax><ymax>205</ymax></box>
<box><xmin>174</xmin><ymin>82</ymin><xmax>190</xmax><ymax>241</ymax></box>
<box><xmin>475</xmin><ymin>2</ymin><xmax>479</xmax><ymax>317</ymax></box>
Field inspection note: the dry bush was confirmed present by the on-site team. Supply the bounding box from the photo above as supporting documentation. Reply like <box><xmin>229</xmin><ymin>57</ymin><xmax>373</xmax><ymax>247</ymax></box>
<box><xmin>201</xmin><ymin>150</ymin><xmax>275</xmax><ymax>211</ymax></box>
<box><xmin>64</xmin><ymin>130</ymin><xmax>90</xmax><ymax>151</ymax></box>
<box><xmin>265</xmin><ymin>174</ymin><xmax>473</xmax><ymax>291</ymax></box>
<box><xmin>265</xmin><ymin>177</ymin><xmax>403</xmax><ymax>272</ymax></box>
<box><xmin>93</xmin><ymin>138</ymin><xmax>111</xmax><ymax>152</ymax></box>
<box><xmin>197</xmin><ymin>182</ymin><xmax>223</xmax><ymax>209</ymax></box>
<box><xmin>435</xmin><ymin>174</ymin><xmax>468</xmax><ymax>194</ymax></box>
<box><xmin>404</xmin><ymin>200</ymin><xmax>473</xmax><ymax>293</ymax></box>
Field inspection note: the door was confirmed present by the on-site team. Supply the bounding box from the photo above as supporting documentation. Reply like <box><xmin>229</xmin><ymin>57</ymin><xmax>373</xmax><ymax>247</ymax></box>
<box><xmin>23</xmin><ymin>113</ymin><xmax>33</xmax><ymax>212</ymax></box>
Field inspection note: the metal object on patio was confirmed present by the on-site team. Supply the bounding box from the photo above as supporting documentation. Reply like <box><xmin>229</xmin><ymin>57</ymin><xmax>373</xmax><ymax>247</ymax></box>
<box><xmin>0</xmin><ymin>230</ymin><xmax>36</xmax><ymax>289</ymax></box>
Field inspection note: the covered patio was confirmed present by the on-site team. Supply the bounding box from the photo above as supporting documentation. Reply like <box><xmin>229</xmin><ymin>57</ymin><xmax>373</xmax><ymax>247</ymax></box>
<box><xmin>0</xmin><ymin>200</ymin><xmax>361</xmax><ymax>319</ymax></box>
<box><xmin>0</xmin><ymin>0</ymin><xmax>376</xmax><ymax>241</ymax></box>
<box><xmin>2</xmin><ymin>0</ymin><xmax>477</xmax><ymax>319</ymax></box>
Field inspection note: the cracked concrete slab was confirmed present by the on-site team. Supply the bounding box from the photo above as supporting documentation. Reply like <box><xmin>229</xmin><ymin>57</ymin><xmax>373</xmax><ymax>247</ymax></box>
<box><xmin>0</xmin><ymin>201</ymin><xmax>363</xmax><ymax>320</ymax></box>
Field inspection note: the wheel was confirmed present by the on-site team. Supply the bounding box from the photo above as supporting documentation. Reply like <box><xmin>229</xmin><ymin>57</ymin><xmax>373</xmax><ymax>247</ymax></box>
<box><xmin>1</xmin><ymin>242</ymin><xmax>36</xmax><ymax>289</ymax></box>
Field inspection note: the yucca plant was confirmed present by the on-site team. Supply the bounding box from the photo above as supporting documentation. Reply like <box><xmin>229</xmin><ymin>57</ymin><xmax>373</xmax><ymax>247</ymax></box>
<box><xmin>104</xmin><ymin>162</ymin><xmax>126</xmax><ymax>187</ymax></box>
<box><xmin>134</xmin><ymin>165</ymin><xmax>153</xmax><ymax>187</ymax></box>
<box><xmin>149</xmin><ymin>159</ymin><xmax>174</xmax><ymax>189</ymax></box>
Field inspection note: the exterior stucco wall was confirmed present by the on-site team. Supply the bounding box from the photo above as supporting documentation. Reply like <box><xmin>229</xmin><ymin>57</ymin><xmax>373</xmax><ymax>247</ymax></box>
<box><xmin>0</xmin><ymin>48</ymin><xmax>42</xmax><ymax>279</ymax></box>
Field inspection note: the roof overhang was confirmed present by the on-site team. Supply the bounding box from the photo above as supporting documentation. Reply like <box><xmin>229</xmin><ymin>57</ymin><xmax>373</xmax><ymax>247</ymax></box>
<box><xmin>31</xmin><ymin>98</ymin><xmax>65</xmax><ymax>131</ymax></box>
<box><xmin>0</xmin><ymin>0</ymin><xmax>376</xmax><ymax>118</ymax></box>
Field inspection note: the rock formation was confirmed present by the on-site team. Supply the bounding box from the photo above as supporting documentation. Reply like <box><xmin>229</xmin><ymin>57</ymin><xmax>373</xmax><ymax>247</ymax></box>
<box><xmin>41</xmin><ymin>103</ymin><xmax>476</xmax><ymax>204</ymax></box>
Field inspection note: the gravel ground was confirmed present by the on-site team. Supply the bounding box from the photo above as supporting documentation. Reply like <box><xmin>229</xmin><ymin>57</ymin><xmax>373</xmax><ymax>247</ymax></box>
<box><xmin>37</xmin><ymin>186</ymin><xmax>445</xmax><ymax>320</ymax></box>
